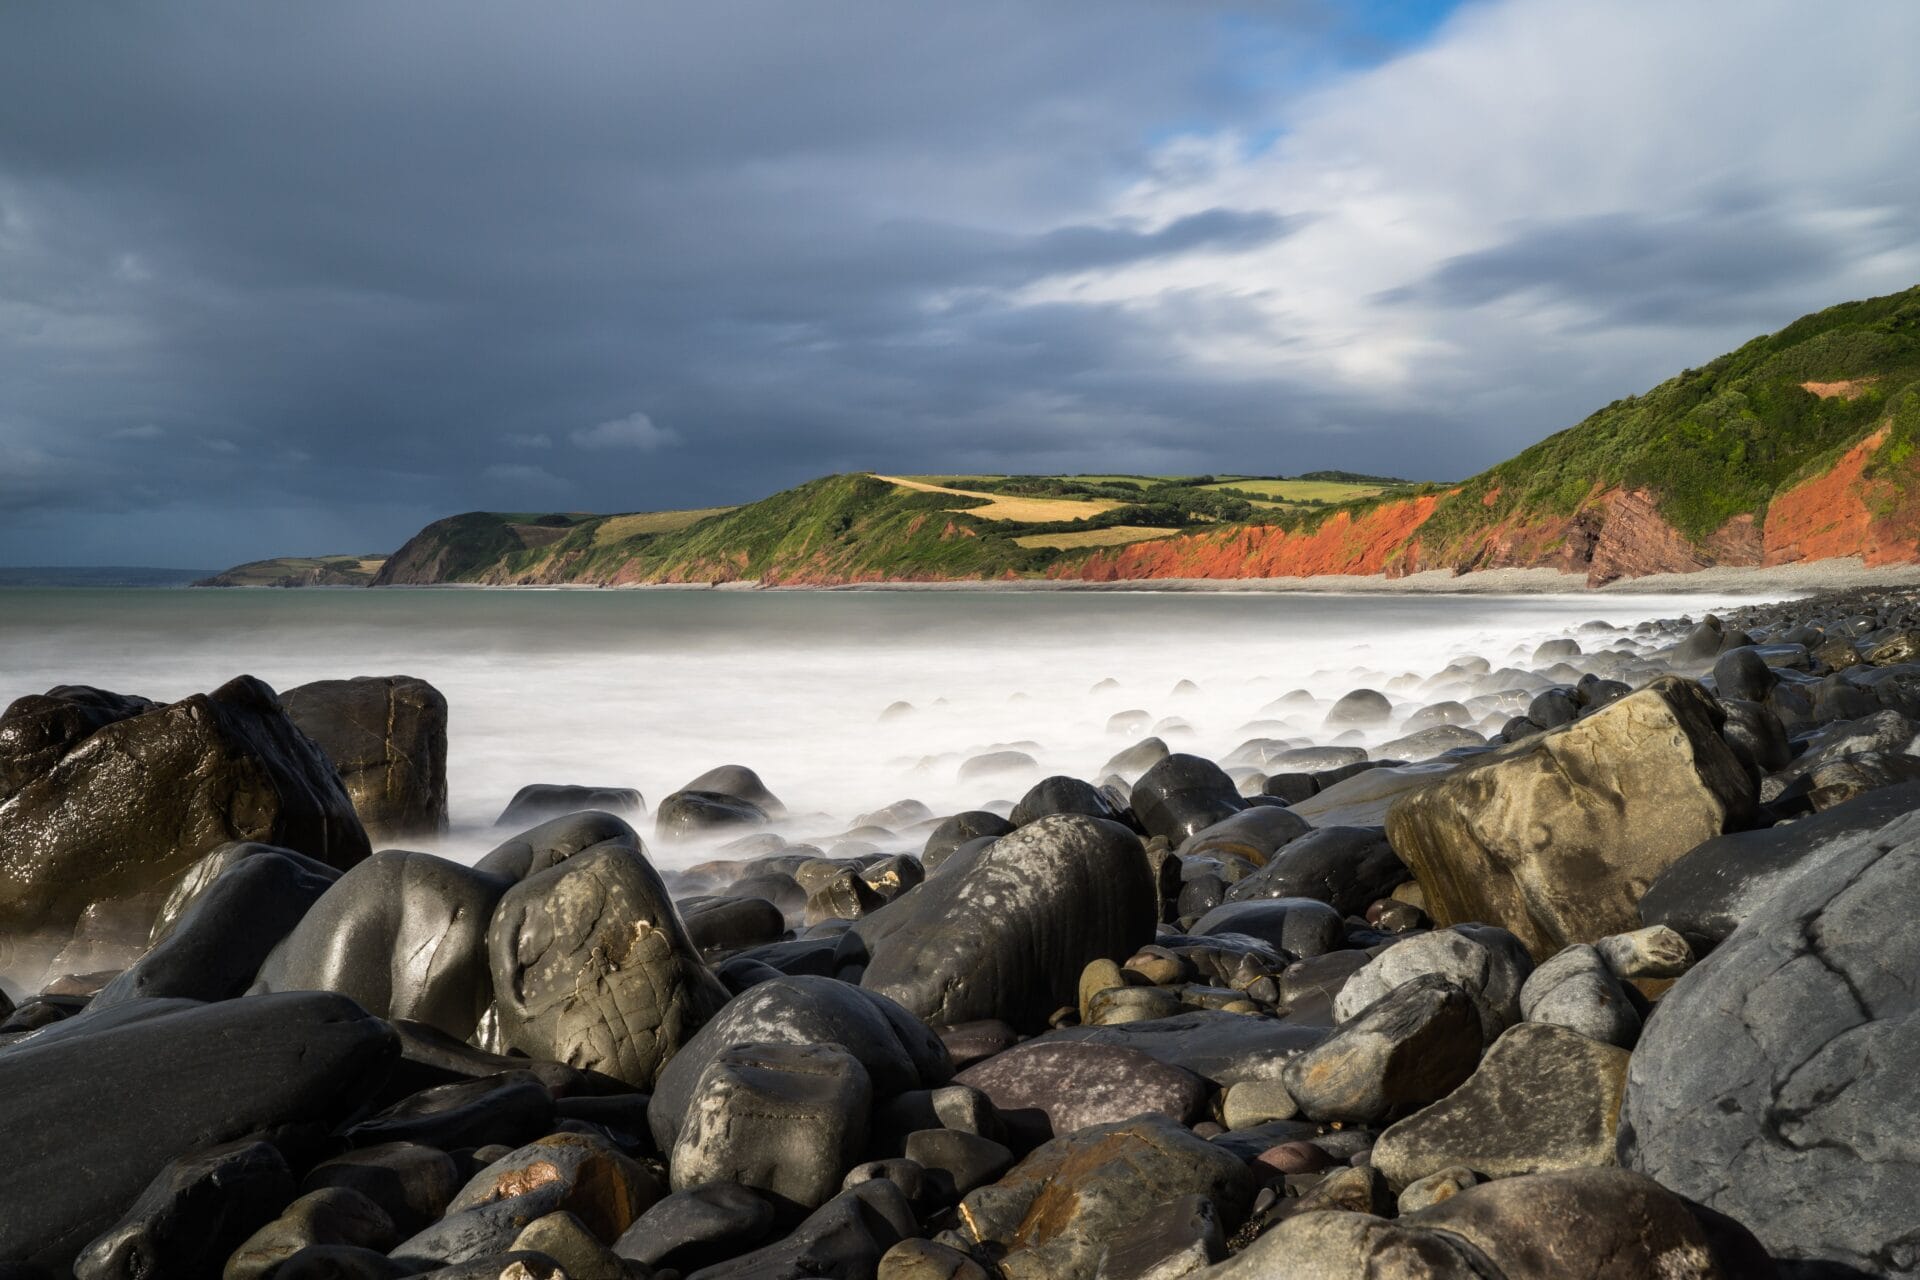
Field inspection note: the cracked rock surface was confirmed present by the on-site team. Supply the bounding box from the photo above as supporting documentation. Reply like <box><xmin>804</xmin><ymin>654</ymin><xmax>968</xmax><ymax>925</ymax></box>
<box><xmin>1620</xmin><ymin>809</ymin><xmax>1920</xmax><ymax>1276</ymax></box>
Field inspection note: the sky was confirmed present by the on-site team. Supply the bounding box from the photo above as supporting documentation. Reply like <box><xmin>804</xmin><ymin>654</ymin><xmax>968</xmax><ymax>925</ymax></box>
<box><xmin>3</xmin><ymin>1</ymin><xmax>1919</xmax><ymax>567</ymax></box>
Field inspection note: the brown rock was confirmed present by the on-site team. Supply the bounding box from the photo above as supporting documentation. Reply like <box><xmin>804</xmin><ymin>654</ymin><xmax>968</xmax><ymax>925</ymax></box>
<box><xmin>282</xmin><ymin>675</ymin><xmax>448</xmax><ymax>840</ymax></box>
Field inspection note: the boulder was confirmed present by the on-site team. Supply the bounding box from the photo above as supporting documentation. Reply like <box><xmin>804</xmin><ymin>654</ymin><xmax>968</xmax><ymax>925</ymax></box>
<box><xmin>1325</xmin><ymin>689</ymin><xmax>1392</xmax><ymax>727</ymax></box>
<box><xmin>611</xmin><ymin>1182</ymin><xmax>775</xmax><ymax>1272</ymax></box>
<box><xmin>1044</xmin><ymin>1010</ymin><xmax>1322</xmax><ymax>1088</ymax></box>
<box><xmin>1129</xmin><ymin>756</ymin><xmax>1245</xmax><ymax>844</ymax></box>
<box><xmin>1371</xmin><ymin>1022</ymin><xmax>1631</xmax><ymax>1189</ymax></box>
<box><xmin>224</xmin><ymin>1187</ymin><xmax>399</xmax><ymax>1280</ymax></box>
<box><xmin>1198</xmin><ymin>1168</ymin><xmax>1773</xmax><ymax>1279</ymax></box>
<box><xmin>656</xmin><ymin>789</ymin><xmax>770</xmax><ymax>840</ymax></box>
<box><xmin>1516</xmin><ymin>943</ymin><xmax>1639</xmax><ymax>1047</ymax></box>
<box><xmin>302</xmin><ymin>1144</ymin><xmax>460</xmax><ymax>1236</ymax></box>
<box><xmin>1281</xmin><ymin>974</ymin><xmax>1483</xmax><ymax>1124</ymax></box>
<box><xmin>954</xmin><ymin>1040</ymin><xmax>1206</xmax><ymax>1144</ymax></box>
<box><xmin>253</xmin><ymin>850</ymin><xmax>510</xmax><ymax>1041</ymax></box>
<box><xmin>922</xmin><ymin>812</ymin><xmax>1014</xmax><ymax>865</ymax></box>
<box><xmin>474</xmin><ymin>810</ymin><xmax>641</xmax><ymax>882</ymax></box>
<box><xmin>1386</xmin><ymin>677</ymin><xmax>1755</xmax><ymax>958</ymax></box>
<box><xmin>0</xmin><ymin>993</ymin><xmax>396</xmax><ymax>1269</ymax></box>
<box><xmin>1174</xmin><ymin>807</ymin><xmax>1309</xmax><ymax>865</ymax></box>
<box><xmin>1222</xmin><ymin>826</ymin><xmax>1407</xmax><ymax>917</ymax></box>
<box><xmin>682</xmin><ymin>1179</ymin><xmax>917</xmax><ymax>1280</ymax></box>
<box><xmin>90</xmin><ymin>845</ymin><xmax>338</xmax><ymax>1010</ymax></box>
<box><xmin>488</xmin><ymin>842</ymin><xmax>728</xmax><ymax>1089</ymax></box>
<box><xmin>344</xmin><ymin>1072</ymin><xmax>555</xmax><ymax>1153</ymax></box>
<box><xmin>684</xmin><ymin>764</ymin><xmax>787</xmax><ymax>819</ymax></box>
<box><xmin>861</xmin><ymin>815</ymin><xmax>1156</xmax><ymax>1031</ymax></box>
<box><xmin>1189</xmin><ymin>898</ymin><xmax>1343</xmax><ymax>957</ymax></box>
<box><xmin>958</xmin><ymin>1114</ymin><xmax>1253</xmax><ymax>1280</ymax></box>
<box><xmin>1010</xmin><ymin>776</ymin><xmax>1126</xmax><ymax>828</ymax></box>
<box><xmin>671</xmin><ymin>1042</ymin><xmax>873</xmax><ymax>1212</ymax></box>
<box><xmin>1637</xmin><ymin>781</ymin><xmax>1920</xmax><ymax>952</ymax></box>
<box><xmin>493</xmin><ymin>786</ymin><xmax>644</xmax><ymax>830</ymax></box>
<box><xmin>282</xmin><ymin>676</ymin><xmax>448</xmax><ymax>840</ymax></box>
<box><xmin>649</xmin><ymin>974</ymin><xmax>952</xmax><ymax>1152</ymax></box>
<box><xmin>1333</xmin><ymin>925</ymin><xmax>1532</xmax><ymax>1044</ymax></box>
<box><xmin>1619</xmin><ymin>807</ymin><xmax>1920</xmax><ymax>1276</ymax></box>
<box><xmin>71</xmin><ymin>1140</ymin><xmax>295</xmax><ymax>1280</ymax></box>
<box><xmin>1286</xmin><ymin>763</ymin><xmax>1456</xmax><ymax>828</ymax></box>
<box><xmin>0</xmin><ymin>677</ymin><xmax>369</xmax><ymax>951</ymax></box>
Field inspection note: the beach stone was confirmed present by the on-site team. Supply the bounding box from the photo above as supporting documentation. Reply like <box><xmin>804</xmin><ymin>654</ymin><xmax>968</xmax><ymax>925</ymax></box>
<box><xmin>1285</xmin><ymin>762</ymin><xmax>1455</xmax><ymax>828</ymax></box>
<box><xmin>1011</xmin><ymin>775</ymin><xmax>1125</xmax><ymax>827</ymax></box>
<box><xmin>1516</xmin><ymin>944</ymin><xmax>1640</xmax><ymax>1046</ymax></box>
<box><xmin>1333</xmin><ymin>925</ymin><xmax>1532</xmax><ymax>1044</ymax></box>
<box><xmin>861</xmin><ymin>814</ymin><xmax>1156</xmax><ymax>1031</ymax></box>
<box><xmin>475</xmin><ymin>810</ymin><xmax>641</xmax><ymax>882</ymax></box>
<box><xmin>91</xmin><ymin>844</ymin><xmax>338</xmax><ymax>1010</ymax></box>
<box><xmin>1130</xmin><ymin>755</ymin><xmax>1246</xmax><ymax>844</ymax></box>
<box><xmin>303</xmin><ymin>1144</ymin><xmax>460</xmax><ymax>1236</ymax></box>
<box><xmin>682</xmin><ymin>1178</ymin><xmax>918</xmax><ymax>1280</ymax></box>
<box><xmin>681</xmin><ymin>893</ymin><xmax>787</xmax><ymax>952</ymax></box>
<box><xmin>1221</xmin><ymin>1079</ymin><xmax>1298</xmax><ymax>1130</ymax></box>
<box><xmin>269</xmin><ymin>1245</ymin><xmax>413</xmax><ymax>1279</ymax></box>
<box><xmin>1386</xmin><ymin>676</ymin><xmax>1754</xmax><ymax>957</ymax></box>
<box><xmin>345</xmin><ymin>1071</ymin><xmax>555</xmax><ymax>1152</ymax></box>
<box><xmin>656</xmin><ymin>789</ymin><xmax>770</xmax><ymax>840</ymax></box>
<box><xmin>1325</xmin><ymin>689</ymin><xmax>1392</xmax><ymax>727</ymax></box>
<box><xmin>1372</xmin><ymin>1022</ymin><xmax>1631</xmax><ymax>1189</ymax></box>
<box><xmin>1619</xmin><ymin>808</ymin><xmax>1920</xmax><ymax>1276</ymax></box>
<box><xmin>959</xmin><ymin>1114</ymin><xmax>1254</xmax><ymax>1280</ymax></box>
<box><xmin>395</xmin><ymin>1131</ymin><xmax>662</xmax><ymax>1269</ymax></box>
<box><xmin>1197</xmin><ymin>1167</ymin><xmax>1773</xmax><ymax>1279</ymax></box>
<box><xmin>1397</xmin><ymin>1166</ymin><xmax>1479</xmax><ymax>1213</ymax></box>
<box><xmin>1376</xmin><ymin>724</ymin><xmax>1487</xmax><ymax>761</ymax></box>
<box><xmin>1637</xmin><ymin>781</ymin><xmax>1920</xmax><ymax>951</ymax></box>
<box><xmin>1594</xmin><ymin>925</ymin><xmax>1693</xmax><ymax>980</ymax></box>
<box><xmin>684</xmin><ymin>764</ymin><xmax>787</xmax><ymax>819</ymax></box>
<box><xmin>0</xmin><ymin>676</ymin><xmax>369</xmax><ymax>949</ymax></box>
<box><xmin>879</xmin><ymin>1239</ymin><xmax>991</xmax><ymax>1280</ymax></box>
<box><xmin>146</xmin><ymin>839</ymin><xmax>343</xmax><ymax>947</ymax></box>
<box><xmin>1718</xmin><ymin>698</ymin><xmax>1792</xmax><ymax>776</ymax></box>
<box><xmin>611</xmin><ymin>1182</ymin><xmax>775</xmax><ymax>1270</ymax></box>
<box><xmin>923</xmin><ymin>811</ymin><xmax>1015</xmax><ymax>864</ymax></box>
<box><xmin>649</xmin><ymin>974</ymin><xmax>952</xmax><ymax>1152</ymax></box>
<box><xmin>494</xmin><ymin>785</ymin><xmax>645</xmax><ymax>830</ymax></box>
<box><xmin>224</xmin><ymin>1187</ymin><xmax>398</xmax><ymax>1280</ymax></box>
<box><xmin>1102</xmin><ymin>736</ymin><xmax>1172</xmax><ymax>778</ymax></box>
<box><xmin>1222</xmin><ymin>826</ymin><xmax>1407</xmax><ymax>917</ymax></box>
<box><xmin>955</xmin><ymin>1040</ymin><xmax>1207</xmax><ymax>1143</ymax></box>
<box><xmin>1282</xmin><ymin>974</ymin><xmax>1482</xmax><ymax>1124</ymax></box>
<box><xmin>1190</xmin><ymin>898</ymin><xmax>1343</xmax><ymax>957</ymax></box>
<box><xmin>1176</xmin><ymin>807</ymin><xmax>1310</xmax><ymax>866</ymax></box>
<box><xmin>1093</xmin><ymin>1194</ymin><xmax>1226</xmax><ymax>1280</ymax></box>
<box><xmin>671</xmin><ymin>1042</ymin><xmax>873</xmax><ymax>1211</ymax></box>
<box><xmin>488</xmin><ymin>841</ymin><xmax>728</xmax><ymax>1088</ymax></box>
<box><xmin>0</xmin><ymin>993</ymin><xmax>394</xmax><ymax>1270</ymax></box>
<box><xmin>254</xmin><ymin>849</ymin><xmax>511</xmax><ymax>1041</ymax></box>
<box><xmin>72</xmin><ymin>1140</ymin><xmax>295</xmax><ymax>1280</ymax></box>
<box><xmin>906</xmin><ymin>1129</ymin><xmax>1014</xmax><ymax>1198</ymax></box>
<box><xmin>959</xmin><ymin>750</ymin><xmax>1037</xmax><ymax>780</ymax></box>
<box><xmin>283</xmin><ymin>675</ymin><xmax>448</xmax><ymax>840</ymax></box>
<box><xmin>1047</xmin><ymin>1010</ymin><xmax>1322</xmax><ymax>1088</ymax></box>
<box><xmin>508</xmin><ymin>1213</ymin><xmax>624</xmax><ymax>1280</ymax></box>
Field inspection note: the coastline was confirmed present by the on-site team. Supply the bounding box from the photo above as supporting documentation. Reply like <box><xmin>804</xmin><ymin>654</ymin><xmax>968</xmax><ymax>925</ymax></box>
<box><xmin>202</xmin><ymin>556</ymin><xmax>1920</xmax><ymax>597</ymax></box>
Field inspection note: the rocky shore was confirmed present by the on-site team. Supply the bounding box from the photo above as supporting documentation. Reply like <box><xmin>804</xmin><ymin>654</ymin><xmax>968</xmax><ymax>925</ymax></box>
<box><xmin>4</xmin><ymin>588</ymin><xmax>1920</xmax><ymax>1277</ymax></box>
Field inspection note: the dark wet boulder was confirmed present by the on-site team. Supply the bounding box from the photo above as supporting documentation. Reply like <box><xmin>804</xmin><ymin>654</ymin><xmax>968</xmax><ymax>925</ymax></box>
<box><xmin>959</xmin><ymin>749</ymin><xmax>1037</xmax><ymax>781</ymax></box>
<box><xmin>860</xmin><ymin>815</ymin><xmax>1156</xmax><ymax>1031</ymax></box>
<box><xmin>1324</xmin><ymin>688</ymin><xmax>1392</xmax><ymax>727</ymax></box>
<box><xmin>282</xmin><ymin>675</ymin><xmax>448</xmax><ymax>840</ymax></box>
<box><xmin>1045</xmin><ymin>1010</ymin><xmax>1321</xmax><ymax>1088</ymax></box>
<box><xmin>1387</xmin><ymin>677</ymin><xmax>1754</xmax><ymax>957</ymax></box>
<box><xmin>1130</xmin><ymin>755</ymin><xmax>1246</xmax><ymax>843</ymax></box>
<box><xmin>1009</xmin><ymin>775</ymin><xmax>1125</xmax><ymax>828</ymax></box>
<box><xmin>1620</xmin><ymin>807</ymin><xmax>1920</xmax><ymax>1276</ymax></box>
<box><xmin>493</xmin><ymin>785</ymin><xmax>644</xmax><ymax>829</ymax></box>
<box><xmin>473</xmin><ymin>810</ymin><xmax>640</xmax><ymax>882</ymax></box>
<box><xmin>1175</xmin><ymin>807</ymin><xmax>1309</xmax><ymax>865</ymax></box>
<box><xmin>71</xmin><ymin>1140</ymin><xmax>295</xmax><ymax>1280</ymax></box>
<box><xmin>344</xmin><ymin>1072</ymin><xmax>555</xmax><ymax>1152</ymax></box>
<box><xmin>0</xmin><ymin>676</ymin><xmax>369</xmax><ymax>951</ymax></box>
<box><xmin>303</xmin><ymin>1144</ymin><xmax>461</xmax><ymax>1236</ymax></box>
<box><xmin>957</xmin><ymin>1113</ymin><xmax>1253</xmax><ymax>1280</ymax></box>
<box><xmin>488</xmin><ymin>842</ymin><xmax>728</xmax><ymax>1089</ymax></box>
<box><xmin>0</xmin><ymin>992</ymin><xmax>396</xmax><ymax>1269</ymax></box>
<box><xmin>90</xmin><ymin>845</ymin><xmax>338</xmax><ymax>1010</ymax></box>
<box><xmin>253</xmin><ymin>849</ymin><xmax>510</xmax><ymax>1041</ymax></box>
<box><xmin>1222</xmin><ymin>825</ymin><xmax>1406</xmax><ymax>916</ymax></box>
<box><xmin>611</xmin><ymin>1182</ymin><xmax>776</xmax><ymax>1272</ymax></box>
<box><xmin>680</xmin><ymin>893</ymin><xmax>787</xmax><ymax>953</ymax></box>
<box><xmin>683</xmin><ymin>764</ymin><xmax>787</xmax><ymax>819</ymax></box>
<box><xmin>1710</xmin><ymin>646</ymin><xmax>1775</xmax><ymax>703</ymax></box>
<box><xmin>224</xmin><ymin>1187</ymin><xmax>400</xmax><ymax>1280</ymax></box>
<box><xmin>681</xmin><ymin>1178</ymin><xmax>917</xmax><ymax>1280</ymax></box>
<box><xmin>649</xmin><ymin>974</ymin><xmax>952</xmax><ymax>1152</ymax></box>
<box><xmin>1189</xmin><ymin>898</ymin><xmax>1343</xmax><ymax>957</ymax></box>
<box><xmin>1101</xmin><ymin>736</ymin><xmax>1171</xmax><ymax>778</ymax></box>
<box><xmin>1718</xmin><ymin>697</ymin><xmax>1791</xmax><ymax>778</ymax></box>
<box><xmin>954</xmin><ymin>1040</ymin><xmax>1206</xmax><ymax>1144</ymax></box>
<box><xmin>1281</xmin><ymin>973</ymin><xmax>1483</xmax><ymax>1124</ymax></box>
<box><xmin>656</xmin><ymin>789</ymin><xmax>770</xmax><ymax>840</ymax></box>
<box><xmin>1334</xmin><ymin>924</ymin><xmax>1531</xmax><ymax>1044</ymax></box>
<box><xmin>1638</xmin><ymin>781</ymin><xmax>1920</xmax><ymax>952</ymax></box>
<box><xmin>671</xmin><ymin>1041</ymin><xmax>873</xmax><ymax>1211</ymax></box>
<box><xmin>921</xmin><ymin>811</ymin><xmax>1014</xmax><ymax>865</ymax></box>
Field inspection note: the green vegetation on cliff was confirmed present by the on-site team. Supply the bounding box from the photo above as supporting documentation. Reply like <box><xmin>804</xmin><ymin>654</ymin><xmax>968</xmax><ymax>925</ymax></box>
<box><xmin>196</xmin><ymin>554</ymin><xmax>387</xmax><ymax>588</ymax></box>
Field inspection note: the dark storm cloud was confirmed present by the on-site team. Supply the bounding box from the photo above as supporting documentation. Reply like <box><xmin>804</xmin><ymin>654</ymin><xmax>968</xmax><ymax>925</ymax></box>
<box><xmin>0</xmin><ymin>1</ymin><xmax>1371</xmax><ymax>564</ymax></box>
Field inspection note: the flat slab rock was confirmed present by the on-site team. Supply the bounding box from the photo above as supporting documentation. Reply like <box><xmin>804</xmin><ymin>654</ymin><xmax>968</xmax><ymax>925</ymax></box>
<box><xmin>954</xmin><ymin>1039</ymin><xmax>1206</xmax><ymax>1142</ymax></box>
<box><xmin>1041</xmin><ymin>1009</ymin><xmax>1324</xmax><ymax>1088</ymax></box>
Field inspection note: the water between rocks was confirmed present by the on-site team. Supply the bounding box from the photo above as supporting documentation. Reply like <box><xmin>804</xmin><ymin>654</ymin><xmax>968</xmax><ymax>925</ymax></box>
<box><xmin>0</xmin><ymin>585</ymin><xmax>1772</xmax><ymax>865</ymax></box>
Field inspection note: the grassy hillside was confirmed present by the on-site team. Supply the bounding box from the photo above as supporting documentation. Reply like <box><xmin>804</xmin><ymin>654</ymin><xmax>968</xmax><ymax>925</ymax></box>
<box><xmin>196</xmin><ymin>554</ymin><xmax>386</xmax><ymax>587</ymax></box>
<box><xmin>1415</xmin><ymin>284</ymin><xmax>1920</xmax><ymax>552</ymax></box>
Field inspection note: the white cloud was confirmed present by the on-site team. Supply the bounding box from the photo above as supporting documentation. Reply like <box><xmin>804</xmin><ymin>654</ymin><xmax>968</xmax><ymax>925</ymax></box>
<box><xmin>505</xmin><ymin>431</ymin><xmax>551</xmax><ymax>448</ymax></box>
<box><xmin>109</xmin><ymin>423</ymin><xmax>163</xmax><ymax>441</ymax></box>
<box><xmin>570</xmin><ymin>411</ymin><xmax>680</xmax><ymax>451</ymax></box>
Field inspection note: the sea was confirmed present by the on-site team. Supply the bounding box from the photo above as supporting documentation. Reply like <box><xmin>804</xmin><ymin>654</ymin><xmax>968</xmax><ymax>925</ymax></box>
<box><xmin>0</xmin><ymin>586</ymin><xmax>1766</xmax><ymax>866</ymax></box>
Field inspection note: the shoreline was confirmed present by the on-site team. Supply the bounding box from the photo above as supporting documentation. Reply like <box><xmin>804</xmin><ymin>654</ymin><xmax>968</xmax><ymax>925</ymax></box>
<box><xmin>182</xmin><ymin>557</ymin><xmax>1920</xmax><ymax>597</ymax></box>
